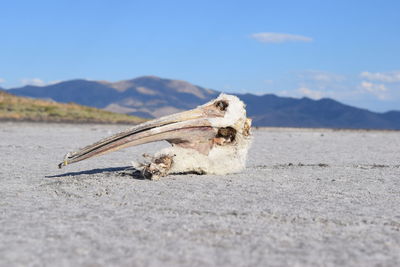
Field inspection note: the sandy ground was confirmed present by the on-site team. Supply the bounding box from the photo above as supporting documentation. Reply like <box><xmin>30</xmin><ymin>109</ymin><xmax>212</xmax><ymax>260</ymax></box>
<box><xmin>0</xmin><ymin>122</ymin><xmax>400</xmax><ymax>267</ymax></box>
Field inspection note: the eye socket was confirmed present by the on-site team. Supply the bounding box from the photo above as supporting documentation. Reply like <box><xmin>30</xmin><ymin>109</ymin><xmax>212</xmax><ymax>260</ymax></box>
<box><xmin>216</xmin><ymin>127</ymin><xmax>236</xmax><ymax>143</ymax></box>
<box><xmin>215</xmin><ymin>100</ymin><xmax>229</xmax><ymax>111</ymax></box>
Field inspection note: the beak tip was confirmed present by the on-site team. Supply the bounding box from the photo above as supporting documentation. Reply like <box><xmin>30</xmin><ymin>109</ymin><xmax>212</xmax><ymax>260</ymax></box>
<box><xmin>58</xmin><ymin>152</ymin><xmax>73</xmax><ymax>169</ymax></box>
<box><xmin>58</xmin><ymin>160</ymin><xmax>68</xmax><ymax>169</ymax></box>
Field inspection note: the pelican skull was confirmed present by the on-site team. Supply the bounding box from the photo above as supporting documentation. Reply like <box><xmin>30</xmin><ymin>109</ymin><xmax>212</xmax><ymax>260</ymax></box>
<box><xmin>59</xmin><ymin>94</ymin><xmax>252</xmax><ymax>179</ymax></box>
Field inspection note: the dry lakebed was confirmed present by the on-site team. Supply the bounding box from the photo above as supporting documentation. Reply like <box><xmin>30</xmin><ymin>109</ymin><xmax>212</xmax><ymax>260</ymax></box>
<box><xmin>0</xmin><ymin>122</ymin><xmax>399</xmax><ymax>266</ymax></box>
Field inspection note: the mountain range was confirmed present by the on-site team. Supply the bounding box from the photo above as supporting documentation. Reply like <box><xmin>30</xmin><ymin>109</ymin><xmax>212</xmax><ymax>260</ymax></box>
<box><xmin>5</xmin><ymin>76</ymin><xmax>400</xmax><ymax>129</ymax></box>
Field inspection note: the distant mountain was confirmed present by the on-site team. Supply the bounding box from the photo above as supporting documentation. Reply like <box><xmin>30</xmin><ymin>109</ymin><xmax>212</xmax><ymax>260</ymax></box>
<box><xmin>7</xmin><ymin>76</ymin><xmax>400</xmax><ymax>129</ymax></box>
<box><xmin>239</xmin><ymin>94</ymin><xmax>400</xmax><ymax>129</ymax></box>
<box><xmin>9</xmin><ymin>76</ymin><xmax>218</xmax><ymax>119</ymax></box>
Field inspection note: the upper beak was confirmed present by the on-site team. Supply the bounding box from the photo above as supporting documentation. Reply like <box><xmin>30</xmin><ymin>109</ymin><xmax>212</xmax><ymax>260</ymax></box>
<box><xmin>58</xmin><ymin>106</ymin><xmax>221</xmax><ymax>168</ymax></box>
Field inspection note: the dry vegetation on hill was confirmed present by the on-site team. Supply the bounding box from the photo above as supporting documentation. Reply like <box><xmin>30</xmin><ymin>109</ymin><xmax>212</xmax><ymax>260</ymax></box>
<box><xmin>0</xmin><ymin>91</ymin><xmax>145</xmax><ymax>124</ymax></box>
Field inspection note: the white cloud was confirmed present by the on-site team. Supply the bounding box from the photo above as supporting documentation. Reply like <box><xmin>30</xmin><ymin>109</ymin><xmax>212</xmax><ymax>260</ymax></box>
<box><xmin>298</xmin><ymin>87</ymin><xmax>323</xmax><ymax>100</ymax></box>
<box><xmin>360</xmin><ymin>71</ymin><xmax>400</xmax><ymax>83</ymax></box>
<box><xmin>21</xmin><ymin>78</ymin><xmax>46</xmax><ymax>86</ymax></box>
<box><xmin>277</xmin><ymin>90</ymin><xmax>290</xmax><ymax>97</ymax></box>
<box><xmin>263</xmin><ymin>79</ymin><xmax>273</xmax><ymax>84</ymax></box>
<box><xmin>298</xmin><ymin>70</ymin><xmax>345</xmax><ymax>83</ymax></box>
<box><xmin>360</xmin><ymin>81</ymin><xmax>388</xmax><ymax>100</ymax></box>
<box><xmin>48</xmin><ymin>80</ymin><xmax>61</xmax><ymax>85</ymax></box>
<box><xmin>250</xmin><ymin>32</ymin><xmax>313</xmax><ymax>44</ymax></box>
<box><xmin>20</xmin><ymin>78</ymin><xmax>61</xmax><ymax>87</ymax></box>
<box><xmin>0</xmin><ymin>78</ymin><xmax>5</xmax><ymax>84</ymax></box>
<box><xmin>360</xmin><ymin>81</ymin><xmax>387</xmax><ymax>92</ymax></box>
<box><xmin>293</xmin><ymin>70</ymin><xmax>346</xmax><ymax>99</ymax></box>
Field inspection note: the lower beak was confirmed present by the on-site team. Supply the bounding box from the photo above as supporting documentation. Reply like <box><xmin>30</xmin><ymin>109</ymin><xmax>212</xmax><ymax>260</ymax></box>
<box><xmin>58</xmin><ymin>107</ymin><xmax>219</xmax><ymax>168</ymax></box>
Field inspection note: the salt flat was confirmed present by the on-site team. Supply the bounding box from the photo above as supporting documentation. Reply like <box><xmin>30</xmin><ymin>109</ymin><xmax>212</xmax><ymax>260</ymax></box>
<box><xmin>1</xmin><ymin>122</ymin><xmax>399</xmax><ymax>266</ymax></box>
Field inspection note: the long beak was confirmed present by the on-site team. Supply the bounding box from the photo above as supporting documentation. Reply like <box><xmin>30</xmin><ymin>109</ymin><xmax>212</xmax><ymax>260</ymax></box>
<box><xmin>58</xmin><ymin>107</ymin><xmax>221</xmax><ymax>168</ymax></box>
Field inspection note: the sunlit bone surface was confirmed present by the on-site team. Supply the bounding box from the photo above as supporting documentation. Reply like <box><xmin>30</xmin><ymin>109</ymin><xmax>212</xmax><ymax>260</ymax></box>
<box><xmin>59</xmin><ymin>94</ymin><xmax>252</xmax><ymax>179</ymax></box>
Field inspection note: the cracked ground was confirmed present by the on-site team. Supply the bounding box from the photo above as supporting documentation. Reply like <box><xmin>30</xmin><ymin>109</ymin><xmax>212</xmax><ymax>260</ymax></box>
<box><xmin>1</xmin><ymin>122</ymin><xmax>399</xmax><ymax>266</ymax></box>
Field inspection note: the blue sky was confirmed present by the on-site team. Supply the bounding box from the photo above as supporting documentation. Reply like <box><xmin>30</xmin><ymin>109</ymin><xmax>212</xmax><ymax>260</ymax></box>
<box><xmin>1</xmin><ymin>0</ymin><xmax>399</xmax><ymax>112</ymax></box>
